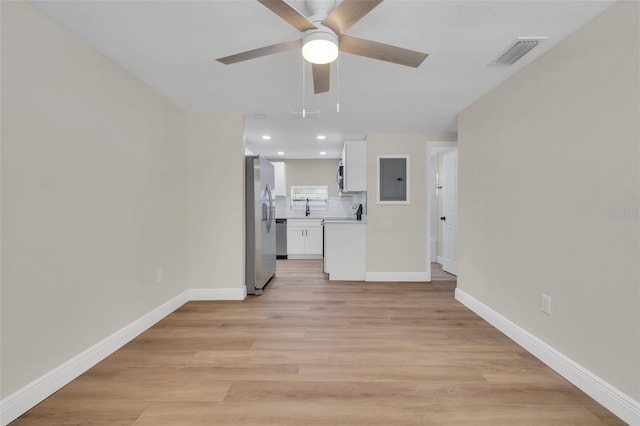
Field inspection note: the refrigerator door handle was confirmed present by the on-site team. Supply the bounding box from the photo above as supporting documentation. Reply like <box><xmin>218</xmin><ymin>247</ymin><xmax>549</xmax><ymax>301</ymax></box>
<box><xmin>265</xmin><ymin>184</ymin><xmax>273</xmax><ymax>233</ymax></box>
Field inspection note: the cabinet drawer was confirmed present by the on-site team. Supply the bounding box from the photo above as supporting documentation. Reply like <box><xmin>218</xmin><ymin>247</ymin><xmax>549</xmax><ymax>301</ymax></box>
<box><xmin>286</xmin><ymin>218</ymin><xmax>323</xmax><ymax>228</ymax></box>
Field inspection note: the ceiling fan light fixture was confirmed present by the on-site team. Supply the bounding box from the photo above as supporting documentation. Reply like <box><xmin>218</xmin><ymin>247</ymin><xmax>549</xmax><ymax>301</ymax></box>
<box><xmin>302</xmin><ymin>29</ymin><xmax>338</xmax><ymax>64</ymax></box>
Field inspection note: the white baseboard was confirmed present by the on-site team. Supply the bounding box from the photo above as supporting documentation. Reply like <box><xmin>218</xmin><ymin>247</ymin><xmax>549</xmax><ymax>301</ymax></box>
<box><xmin>365</xmin><ymin>271</ymin><xmax>429</xmax><ymax>282</ymax></box>
<box><xmin>437</xmin><ymin>256</ymin><xmax>444</xmax><ymax>265</ymax></box>
<box><xmin>188</xmin><ymin>287</ymin><xmax>246</xmax><ymax>301</ymax></box>
<box><xmin>0</xmin><ymin>287</ymin><xmax>245</xmax><ymax>426</ymax></box>
<box><xmin>455</xmin><ymin>288</ymin><xmax>640</xmax><ymax>426</ymax></box>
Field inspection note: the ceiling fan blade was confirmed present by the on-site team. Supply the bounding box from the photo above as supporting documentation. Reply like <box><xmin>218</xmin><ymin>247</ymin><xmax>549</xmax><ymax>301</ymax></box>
<box><xmin>258</xmin><ymin>0</ymin><xmax>317</xmax><ymax>32</ymax></box>
<box><xmin>322</xmin><ymin>0</ymin><xmax>383</xmax><ymax>36</ymax></box>
<box><xmin>216</xmin><ymin>39</ymin><xmax>302</xmax><ymax>65</ymax></box>
<box><xmin>312</xmin><ymin>63</ymin><xmax>330</xmax><ymax>94</ymax></box>
<box><xmin>339</xmin><ymin>34</ymin><xmax>428</xmax><ymax>68</ymax></box>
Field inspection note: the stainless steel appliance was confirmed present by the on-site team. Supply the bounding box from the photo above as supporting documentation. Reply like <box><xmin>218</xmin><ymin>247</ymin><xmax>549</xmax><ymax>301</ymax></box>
<box><xmin>276</xmin><ymin>218</ymin><xmax>287</xmax><ymax>259</ymax></box>
<box><xmin>245</xmin><ymin>156</ymin><xmax>276</xmax><ymax>295</ymax></box>
<box><xmin>336</xmin><ymin>162</ymin><xmax>344</xmax><ymax>193</ymax></box>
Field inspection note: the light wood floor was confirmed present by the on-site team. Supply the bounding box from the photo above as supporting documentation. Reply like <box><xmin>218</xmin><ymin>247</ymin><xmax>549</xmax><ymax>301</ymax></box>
<box><xmin>12</xmin><ymin>260</ymin><xmax>623</xmax><ymax>425</ymax></box>
<box><xmin>431</xmin><ymin>262</ymin><xmax>457</xmax><ymax>281</ymax></box>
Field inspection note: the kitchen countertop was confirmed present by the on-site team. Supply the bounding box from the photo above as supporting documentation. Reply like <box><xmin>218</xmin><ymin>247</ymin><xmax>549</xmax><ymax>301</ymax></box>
<box><xmin>283</xmin><ymin>216</ymin><xmax>326</xmax><ymax>219</ymax></box>
<box><xmin>322</xmin><ymin>217</ymin><xmax>367</xmax><ymax>224</ymax></box>
<box><xmin>281</xmin><ymin>216</ymin><xmax>366</xmax><ymax>224</ymax></box>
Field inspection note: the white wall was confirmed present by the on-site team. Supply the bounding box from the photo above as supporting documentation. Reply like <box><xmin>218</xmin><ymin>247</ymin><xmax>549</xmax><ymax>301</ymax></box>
<box><xmin>366</xmin><ymin>133</ymin><xmax>456</xmax><ymax>280</ymax></box>
<box><xmin>187</xmin><ymin>113</ymin><xmax>245</xmax><ymax>291</ymax></box>
<box><xmin>458</xmin><ymin>0</ymin><xmax>639</xmax><ymax>402</ymax></box>
<box><xmin>1</xmin><ymin>0</ymin><xmax>189</xmax><ymax>398</ymax></box>
<box><xmin>1</xmin><ymin>2</ymin><xmax>248</xmax><ymax>412</ymax></box>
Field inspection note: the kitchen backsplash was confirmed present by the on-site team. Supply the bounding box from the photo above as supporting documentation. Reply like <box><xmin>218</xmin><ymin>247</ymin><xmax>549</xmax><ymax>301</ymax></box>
<box><xmin>276</xmin><ymin>193</ymin><xmax>366</xmax><ymax>219</ymax></box>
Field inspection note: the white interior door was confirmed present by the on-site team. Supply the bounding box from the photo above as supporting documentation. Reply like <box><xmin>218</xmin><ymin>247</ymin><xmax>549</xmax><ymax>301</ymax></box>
<box><xmin>441</xmin><ymin>150</ymin><xmax>458</xmax><ymax>275</ymax></box>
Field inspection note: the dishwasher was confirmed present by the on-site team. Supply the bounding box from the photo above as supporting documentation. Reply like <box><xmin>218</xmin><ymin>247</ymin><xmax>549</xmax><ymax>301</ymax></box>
<box><xmin>275</xmin><ymin>218</ymin><xmax>287</xmax><ymax>259</ymax></box>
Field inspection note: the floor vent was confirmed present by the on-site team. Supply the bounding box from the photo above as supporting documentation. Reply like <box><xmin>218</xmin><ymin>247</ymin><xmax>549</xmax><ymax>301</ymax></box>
<box><xmin>491</xmin><ymin>37</ymin><xmax>547</xmax><ymax>66</ymax></box>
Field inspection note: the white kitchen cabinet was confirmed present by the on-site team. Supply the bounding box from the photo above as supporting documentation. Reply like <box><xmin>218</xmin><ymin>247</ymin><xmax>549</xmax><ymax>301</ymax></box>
<box><xmin>271</xmin><ymin>161</ymin><xmax>287</xmax><ymax>196</ymax></box>
<box><xmin>305</xmin><ymin>226</ymin><xmax>323</xmax><ymax>253</ymax></box>
<box><xmin>342</xmin><ymin>140</ymin><xmax>367</xmax><ymax>192</ymax></box>
<box><xmin>287</xmin><ymin>218</ymin><xmax>323</xmax><ymax>259</ymax></box>
<box><xmin>323</xmin><ymin>220</ymin><xmax>366</xmax><ymax>280</ymax></box>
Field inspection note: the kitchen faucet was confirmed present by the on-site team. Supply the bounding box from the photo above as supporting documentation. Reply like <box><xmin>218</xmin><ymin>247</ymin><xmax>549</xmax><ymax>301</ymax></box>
<box><xmin>305</xmin><ymin>198</ymin><xmax>310</xmax><ymax>217</ymax></box>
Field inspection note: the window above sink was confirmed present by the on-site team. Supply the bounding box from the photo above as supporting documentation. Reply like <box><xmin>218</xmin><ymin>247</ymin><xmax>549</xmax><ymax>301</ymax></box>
<box><xmin>291</xmin><ymin>185</ymin><xmax>328</xmax><ymax>210</ymax></box>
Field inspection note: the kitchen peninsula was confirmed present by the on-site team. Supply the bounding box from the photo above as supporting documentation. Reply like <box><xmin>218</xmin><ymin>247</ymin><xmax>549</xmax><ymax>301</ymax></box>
<box><xmin>323</xmin><ymin>218</ymin><xmax>366</xmax><ymax>281</ymax></box>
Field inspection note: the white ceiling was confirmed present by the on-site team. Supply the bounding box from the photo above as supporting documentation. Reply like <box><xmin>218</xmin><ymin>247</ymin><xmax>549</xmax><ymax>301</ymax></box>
<box><xmin>30</xmin><ymin>0</ymin><xmax>614</xmax><ymax>159</ymax></box>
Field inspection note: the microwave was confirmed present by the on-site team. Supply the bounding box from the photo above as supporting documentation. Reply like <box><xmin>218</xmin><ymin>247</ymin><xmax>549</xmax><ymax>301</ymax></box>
<box><xmin>336</xmin><ymin>162</ymin><xmax>344</xmax><ymax>192</ymax></box>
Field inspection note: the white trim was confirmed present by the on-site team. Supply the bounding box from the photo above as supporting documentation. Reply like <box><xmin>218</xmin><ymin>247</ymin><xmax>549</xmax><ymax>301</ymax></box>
<box><xmin>428</xmin><ymin>141</ymin><xmax>458</xmax><ymax>150</ymax></box>
<box><xmin>426</xmin><ymin>141</ymin><xmax>457</xmax><ymax>291</ymax></box>
<box><xmin>0</xmin><ymin>287</ymin><xmax>246</xmax><ymax>426</ymax></box>
<box><xmin>455</xmin><ymin>288</ymin><xmax>640</xmax><ymax>426</ymax></box>
<box><xmin>365</xmin><ymin>272</ymin><xmax>429</xmax><ymax>282</ymax></box>
<box><xmin>437</xmin><ymin>256</ymin><xmax>445</xmax><ymax>265</ymax></box>
<box><xmin>187</xmin><ymin>287</ymin><xmax>246</xmax><ymax>301</ymax></box>
<box><xmin>430</xmin><ymin>238</ymin><xmax>437</xmax><ymax>263</ymax></box>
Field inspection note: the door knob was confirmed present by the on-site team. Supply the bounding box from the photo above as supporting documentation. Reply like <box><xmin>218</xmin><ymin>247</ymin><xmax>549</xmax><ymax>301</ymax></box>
<box><xmin>440</xmin><ymin>216</ymin><xmax>446</xmax><ymax>221</ymax></box>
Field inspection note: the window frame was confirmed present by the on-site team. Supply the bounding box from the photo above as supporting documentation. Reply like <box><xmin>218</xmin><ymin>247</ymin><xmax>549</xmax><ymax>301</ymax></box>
<box><xmin>290</xmin><ymin>185</ymin><xmax>329</xmax><ymax>210</ymax></box>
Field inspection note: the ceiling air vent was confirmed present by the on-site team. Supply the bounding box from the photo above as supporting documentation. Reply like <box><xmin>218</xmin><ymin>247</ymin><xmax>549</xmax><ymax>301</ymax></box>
<box><xmin>491</xmin><ymin>37</ymin><xmax>547</xmax><ymax>66</ymax></box>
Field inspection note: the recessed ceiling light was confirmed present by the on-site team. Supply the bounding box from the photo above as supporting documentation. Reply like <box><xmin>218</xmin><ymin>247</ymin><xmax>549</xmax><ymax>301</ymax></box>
<box><xmin>277</xmin><ymin>151</ymin><xmax>285</xmax><ymax>155</ymax></box>
<box><xmin>261</xmin><ymin>135</ymin><xmax>271</xmax><ymax>140</ymax></box>
<box><xmin>317</xmin><ymin>135</ymin><xmax>326</xmax><ymax>140</ymax></box>
<box><xmin>319</xmin><ymin>151</ymin><xmax>327</xmax><ymax>155</ymax></box>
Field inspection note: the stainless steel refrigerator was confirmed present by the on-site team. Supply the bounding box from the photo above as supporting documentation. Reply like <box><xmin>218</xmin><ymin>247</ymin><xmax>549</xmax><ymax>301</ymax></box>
<box><xmin>245</xmin><ymin>156</ymin><xmax>276</xmax><ymax>295</ymax></box>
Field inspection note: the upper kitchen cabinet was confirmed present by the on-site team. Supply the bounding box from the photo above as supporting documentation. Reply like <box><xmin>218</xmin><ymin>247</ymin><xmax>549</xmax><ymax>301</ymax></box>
<box><xmin>341</xmin><ymin>141</ymin><xmax>367</xmax><ymax>193</ymax></box>
<box><xmin>271</xmin><ymin>161</ymin><xmax>287</xmax><ymax>196</ymax></box>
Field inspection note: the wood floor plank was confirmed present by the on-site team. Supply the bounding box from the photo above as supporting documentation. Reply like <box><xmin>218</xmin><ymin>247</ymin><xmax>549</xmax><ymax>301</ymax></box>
<box><xmin>10</xmin><ymin>259</ymin><xmax>624</xmax><ymax>425</ymax></box>
<box><xmin>192</xmin><ymin>348</ymin><xmax>535</xmax><ymax>368</ymax></box>
<box><xmin>10</xmin><ymin>399</ymin><xmax>150</xmax><ymax>425</ymax></box>
<box><xmin>223</xmin><ymin>380</ymin><xmax>600</xmax><ymax>407</ymax></box>
<box><xmin>131</xmin><ymin>401</ymin><xmax>611</xmax><ymax>426</ymax></box>
<box><xmin>297</xmin><ymin>364</ymin><xmax>489</xmax><ymax>384</ymax></box>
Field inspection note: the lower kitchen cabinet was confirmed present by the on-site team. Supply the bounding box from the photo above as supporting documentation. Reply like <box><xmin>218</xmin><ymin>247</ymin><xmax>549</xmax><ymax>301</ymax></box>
<box><xmin>287</xmin><ymin>218</ymin><xmax>323</xmax><ymax>259</ymax></box>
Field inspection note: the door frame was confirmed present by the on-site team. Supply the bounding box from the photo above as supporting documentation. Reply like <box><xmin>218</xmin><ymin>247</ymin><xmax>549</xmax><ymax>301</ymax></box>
<box><xmin>426</xmin><ymin>141</ymin><xmax>458</xmax><ymax>282</ymax></box>
<box><xmin>440</xmin><ymin>149</ymin><xmax>458</xmax><ymax>275</ymax></box>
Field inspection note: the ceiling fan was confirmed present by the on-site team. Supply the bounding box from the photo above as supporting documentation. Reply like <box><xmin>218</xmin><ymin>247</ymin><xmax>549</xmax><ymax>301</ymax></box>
<box><xmin>216</xmin><ymin>0</ymin><xmax>428</xmax><ymax>94</ymax></box>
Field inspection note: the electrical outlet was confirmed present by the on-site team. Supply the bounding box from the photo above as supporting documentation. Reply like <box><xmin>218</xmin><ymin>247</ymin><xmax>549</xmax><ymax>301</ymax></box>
<box><xmin>156</xmin><ymin>269</ymin><xmax>164</xmax><ymax>284</ymax></box>
<box><xmin>540</xmin><ymin>293</ymin><xmax>552</xmax><ymax>315</ymax></box>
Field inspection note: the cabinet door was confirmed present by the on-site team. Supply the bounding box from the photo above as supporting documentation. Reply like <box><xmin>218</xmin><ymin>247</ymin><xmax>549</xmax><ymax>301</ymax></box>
<box><xmin>287</xmin><ymin>226</ymin><xmax>306</xmax><ymax>254</ymax></box>
<box><xmin>304</xmin><ymin>226</ymin><xmax>324</xmax><ymax>255</ymax></box>
<box><xmin>271</xmin><ymin>161</ymin><xmax>287</xmax><ymax>196</ymax></box>
<box><xmin>344</xmin><ymin>141</ymin><xmax>367</xmax><ymax>192</ymax></box>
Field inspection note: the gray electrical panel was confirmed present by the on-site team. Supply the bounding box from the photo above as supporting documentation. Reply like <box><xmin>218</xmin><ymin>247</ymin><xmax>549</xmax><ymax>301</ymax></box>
<box><xmin>379</xmin><ymin>157</ymin><xmax>407</xmax><ymax>202</ymax></box>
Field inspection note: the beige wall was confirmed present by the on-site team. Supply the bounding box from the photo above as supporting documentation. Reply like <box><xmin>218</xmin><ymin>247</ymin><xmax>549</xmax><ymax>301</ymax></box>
<box><xmin>1</xmin><ymin>1</ymin><xmax>189</xmax><ymax>398</ymax></box>
<box><xmin>458</xmin><ymin>0</ymin><xmax>639</xmax><ymax>400</ymax></box>
<box><xmin>187</xmin><ymin>113</ymin><xmax>245</xmax><ymax>290</ymax></box>
<box><xmin>366</xmin><ymin>133</ymin><xmax>456</xmax><ymax>277</ymax></box>
<box><xmin>280</xmin><ymin>159</ymin><xmax>340</xmax><ymax>197</ymax></box>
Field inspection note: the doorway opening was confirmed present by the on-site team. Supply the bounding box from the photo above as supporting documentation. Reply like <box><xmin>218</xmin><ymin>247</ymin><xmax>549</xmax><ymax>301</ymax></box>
<box><xmin>427</xmin><ymin>142</ymin><xmax>458</xmax><ymax>279</ymax></box>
